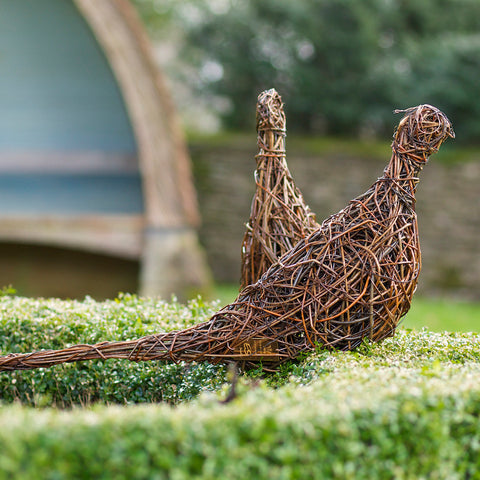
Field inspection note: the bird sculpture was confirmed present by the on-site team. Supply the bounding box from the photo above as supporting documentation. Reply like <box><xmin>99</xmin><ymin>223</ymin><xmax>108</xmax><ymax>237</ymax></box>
<box><xmin>241</xmin><ymin>88</ymin><xmax>317</xmax><ymax>289</ymax></box>
<box><xmin>0</xmin><ymin>103</ymin><xmax>454</xmax><ymax>372</ymax></box>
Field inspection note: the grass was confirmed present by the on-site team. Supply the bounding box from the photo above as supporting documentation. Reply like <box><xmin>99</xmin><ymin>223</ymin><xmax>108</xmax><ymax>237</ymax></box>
<box><xmin>212</xmin><ymin>283</ymin><xmax>480</xmax><ymax>333</ymax></box>
<box><xmin>402</xmin><ymin>297</ymin><xmax>480</xmax><ymax>333</ymax></box>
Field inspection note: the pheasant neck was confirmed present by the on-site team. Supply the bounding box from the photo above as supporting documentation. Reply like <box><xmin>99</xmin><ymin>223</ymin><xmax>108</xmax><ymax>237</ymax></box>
<box><xmin>383</xmin><ymin>144</ymin><xmax>428</xmax><ymax>205</ymax></box>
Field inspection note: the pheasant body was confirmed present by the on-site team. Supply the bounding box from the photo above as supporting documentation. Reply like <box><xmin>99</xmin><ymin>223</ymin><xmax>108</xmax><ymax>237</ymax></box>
<box><xmin>227</xmin><ymin>105</ymin><xmax>454</xmax><ymax>353</ymax></box>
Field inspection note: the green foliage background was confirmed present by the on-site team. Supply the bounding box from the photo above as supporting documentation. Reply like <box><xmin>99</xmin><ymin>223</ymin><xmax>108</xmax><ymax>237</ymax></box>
<box><xmin>133</xmin><ymin>0</ymin><xmax>480</xmax><ymax>142</ymax></box>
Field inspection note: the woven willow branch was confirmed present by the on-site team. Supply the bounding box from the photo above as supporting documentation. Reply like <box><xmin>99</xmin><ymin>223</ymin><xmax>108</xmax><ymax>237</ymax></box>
<box><xmin>0</xmin><ymin>103</ymin><xmax>454</xmax><ymax>372</ymax></box>
<box><xmin>241</xmin><ymin>89</ymin><xmax>317</xmax><ymax>289</ymax></box>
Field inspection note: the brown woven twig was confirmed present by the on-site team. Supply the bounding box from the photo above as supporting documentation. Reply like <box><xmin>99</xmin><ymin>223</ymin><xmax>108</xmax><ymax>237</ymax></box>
<box><xmin>241</xmin><ymin>89</ymin><xmax>317</xmax><ymax>288</ymax></box>
<box><xmin>0</xmin><ymin>104</ymin><xmax>454</xmax><ymax>372</ymax></box>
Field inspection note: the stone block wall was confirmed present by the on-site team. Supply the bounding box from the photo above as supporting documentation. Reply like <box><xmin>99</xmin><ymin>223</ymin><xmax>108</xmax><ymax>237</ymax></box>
<box><xmin>191</xmin><ymin>138</ymin><xmax>480</xmax><ymax>300</ymax></box>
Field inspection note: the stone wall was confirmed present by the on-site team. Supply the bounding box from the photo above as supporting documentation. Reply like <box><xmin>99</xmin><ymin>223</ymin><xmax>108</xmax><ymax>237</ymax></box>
<box><xmin>190</xmin><ymin>138</ymin><xmax>480</xmax><ymax>300</ymax></box>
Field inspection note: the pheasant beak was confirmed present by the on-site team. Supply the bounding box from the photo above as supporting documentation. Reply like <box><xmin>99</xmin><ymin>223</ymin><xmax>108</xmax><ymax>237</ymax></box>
<box><xmin>447</xmin><ymin>125</ymin><xmax>455</xmax><ymax>139</ymax></box>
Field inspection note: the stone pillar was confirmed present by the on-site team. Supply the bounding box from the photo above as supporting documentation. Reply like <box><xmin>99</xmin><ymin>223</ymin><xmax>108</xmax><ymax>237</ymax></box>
<box><xmin>139</xmin><ymin>227</ymin><xmax>212</xmax><ymax>300</ymax></box>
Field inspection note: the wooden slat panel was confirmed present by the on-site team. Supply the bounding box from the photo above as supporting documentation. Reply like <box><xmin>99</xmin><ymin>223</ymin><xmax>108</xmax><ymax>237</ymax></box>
<box><xmin>0</xmin><ymin>214</ymin><xmax>144</xmax><ymax>259</ymax></box>
<box><xmin>0</xmin><ymin>152</ymin><xmax>138</xmax><ymax>174</ymax></box>
<box><xmin>0</xmin><ymin>173</ymin><xmax>144</xmax><ymax>215</ymax></box>
<box><xmin>0</xmin><ymin>0</ymin><xmax>137</xmax><ymax>152</ymax></box>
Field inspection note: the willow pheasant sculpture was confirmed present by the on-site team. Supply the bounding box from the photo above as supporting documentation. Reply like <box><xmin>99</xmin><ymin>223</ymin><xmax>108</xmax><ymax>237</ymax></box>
<box><xmin>0</xmin><ymin>104</ymin><xmax>454</xmax><ymax>372</ymax></box>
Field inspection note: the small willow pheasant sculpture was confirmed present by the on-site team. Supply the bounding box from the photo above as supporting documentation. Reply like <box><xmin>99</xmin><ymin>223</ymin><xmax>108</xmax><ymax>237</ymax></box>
<box><xmin>241</xmin><ymin>88</ymin><xmax>317</xmax><ymax>289</ymax></box>
<box><xmin>0</xmin><ymin>104</ymin><xmax>453</xmax><ymax>372</ymax></box>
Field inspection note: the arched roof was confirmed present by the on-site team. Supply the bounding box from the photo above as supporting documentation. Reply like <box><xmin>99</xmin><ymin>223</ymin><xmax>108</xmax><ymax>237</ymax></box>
<box><xmin>74</xmin><ymin>0</ymin><xmax>199</xmax><ymax>228</ymax></box>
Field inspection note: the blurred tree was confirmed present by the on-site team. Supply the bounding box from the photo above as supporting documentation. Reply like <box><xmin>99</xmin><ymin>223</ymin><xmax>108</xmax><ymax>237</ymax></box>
<box><xmin>133</xmin><ymin>0</ymin><xmax>480</xmax><ymax>142</ymax></box>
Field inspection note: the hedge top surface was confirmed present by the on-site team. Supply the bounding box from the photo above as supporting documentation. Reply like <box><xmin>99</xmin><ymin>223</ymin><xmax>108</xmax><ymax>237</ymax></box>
<box><xmin>0</xmin><ymin>293</ymin><xmax>479</xmax><ymax>408</ymax></box>
<box><xmin>1</xmin><ymin>293</ymin><xmax>479</xmax><ymax>367</ymax></box>
<box><xmin>0</xmin><ymin>346</ymin><xmax>479</xmax><ymax>479</ymax></box>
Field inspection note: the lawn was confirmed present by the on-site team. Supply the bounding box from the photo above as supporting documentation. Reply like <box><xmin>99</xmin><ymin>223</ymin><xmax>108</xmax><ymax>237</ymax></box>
<box><xmin>403</xmin><ymin>297</ymin><xmax>480</xmax><ymax>333</ymax></box>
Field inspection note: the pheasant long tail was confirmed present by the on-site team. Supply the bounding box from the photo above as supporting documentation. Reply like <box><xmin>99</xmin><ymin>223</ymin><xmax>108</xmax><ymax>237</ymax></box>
<box><xmin>241</xmin><ymin>88</ymin><xmax>317</xmax><ymax>288</ymax></box>
<box><xmin>0</xmin><ymin>332</ymin><xmax>181</xmax><ymax>371</ymax></box>
<box><xmin>0</xmin><ymin>303</ymin><xmax>293</xmax><ymax>372</ymax></box>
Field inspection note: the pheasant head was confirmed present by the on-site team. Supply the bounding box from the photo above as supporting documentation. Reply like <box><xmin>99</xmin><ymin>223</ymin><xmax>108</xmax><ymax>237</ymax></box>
<box><xmin>393</xmin><ymin>104</ymin><xmax>455</xmax><ymax>165</ymax></box>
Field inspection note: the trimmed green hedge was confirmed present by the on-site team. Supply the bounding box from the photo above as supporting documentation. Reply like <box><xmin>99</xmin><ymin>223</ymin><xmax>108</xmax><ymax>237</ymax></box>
<box><xmin>1</xmin><ymin>293</ymin><xmax>480</xmax><ymax>478</ymax></box>
<box><xmin>1</xmin><ymin>362</ymin><xmax>480</xmax><ymax>479</ymax></box>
